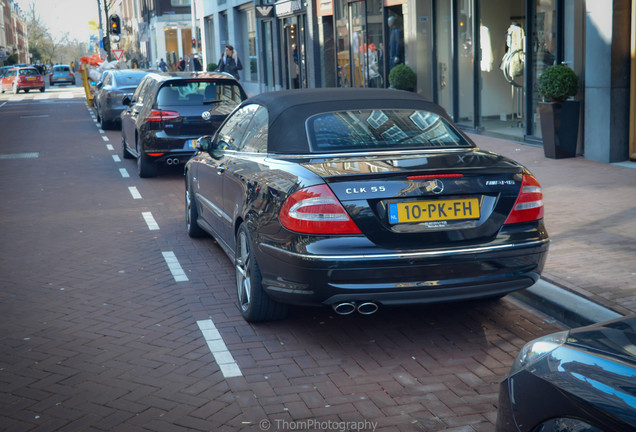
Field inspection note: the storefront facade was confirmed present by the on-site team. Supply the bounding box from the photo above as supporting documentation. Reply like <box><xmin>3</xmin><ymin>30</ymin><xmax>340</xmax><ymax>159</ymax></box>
<box><xmin>196</xmin><ymin>0</ymin><xmax>631</xmax><ymax>162</ymax></box>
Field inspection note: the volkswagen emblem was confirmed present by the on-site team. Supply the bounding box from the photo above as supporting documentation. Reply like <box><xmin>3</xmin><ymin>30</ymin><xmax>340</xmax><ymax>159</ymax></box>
<box><xmin>201</xmin><ymin>111</ymin><xmax>211</xmax><ymax>121</ymax></box>
<box><xmin>424</xmin><ymin>179</ymin><xmax>444</xmax><ymax>194</ymax></box>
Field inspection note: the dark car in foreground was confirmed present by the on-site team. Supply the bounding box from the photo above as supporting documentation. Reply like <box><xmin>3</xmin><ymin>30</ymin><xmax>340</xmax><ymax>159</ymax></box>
<box><xmin>0</xmin><ymin>67</ymin><xmax>45</xmax><ymax>93</ymax></box>
<box><xmin>121</xmin><ymin>71</ymin><xmax>247</xmax><ymax>177</ymax></box>
<box><xmin>49</xmin><ymin>64</ymin><xmax>75</xmax><ymax>86</ymax></box>
<box><xmin>497</xmin><ymin>315</ymin><xmax>636</xmax><ymax>431</ymax></box>
<box><xmin>185</xmin><ymin>88</ymin><xmax>549</xmax><ymax>322</ymax></box>
<box><xmin>93</xmin><ymin>69</ymin><xmax>151</xmax><ymax>129</ymax></box>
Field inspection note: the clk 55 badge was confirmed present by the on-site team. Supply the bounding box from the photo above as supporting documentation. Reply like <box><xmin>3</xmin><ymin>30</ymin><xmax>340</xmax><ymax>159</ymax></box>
<box><xmin>345</xmin><ymin>186</ymin><xmax>386</xmax><ymax>194</ymax></box>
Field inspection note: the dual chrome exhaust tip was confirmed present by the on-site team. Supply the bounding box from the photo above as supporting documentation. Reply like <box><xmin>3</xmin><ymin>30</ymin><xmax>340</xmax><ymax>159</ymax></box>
<box><xmin>332</xmin><ymin>301</ymin><xmax>379</xmax><ymax>315</ymax></box>
<box><xmin>166</xmin><ymin>158</ymin><xmax>180</xmax><ymax>165</ymax></box>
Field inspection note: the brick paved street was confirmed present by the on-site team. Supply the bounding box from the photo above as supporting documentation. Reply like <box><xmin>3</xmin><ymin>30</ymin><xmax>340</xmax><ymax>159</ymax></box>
<box><xmin>1</xmin><ymin>91</ymin><xmax>565</xmax><ymax>431</ymax></box>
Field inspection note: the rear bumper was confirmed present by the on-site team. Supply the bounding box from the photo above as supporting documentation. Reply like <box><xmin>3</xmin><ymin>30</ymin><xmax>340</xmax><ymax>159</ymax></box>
<box><xmin>18</xmin><ymin>81</ymin><xmax>44</xmax><ymax>90</ymax></box>
<box><xmin>50</xmin><ymin>77</ymin><xmax>74</xmax><ymax>84</ymax></box>
<box><xmin>141</xmin><ymin>132</ymin><xmax>199</xmax><ymax>163</ymax></box>
<box><xmin>256</xmin><ymin>237</ymin><xmax>549</xmax><ymax>306</ymax></box>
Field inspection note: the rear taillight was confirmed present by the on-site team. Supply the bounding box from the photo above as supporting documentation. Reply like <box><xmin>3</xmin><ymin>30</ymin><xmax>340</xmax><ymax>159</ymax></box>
<box><xmin>279</xmin><ymin>184</ymin><xmax>361</xmax><ymax>235</ymax></box>
<box><xmin>504</xmin><ymin>174</ymin><xmax>544</xmax><ymax>224</ymax></box>
<box><xmin>147</xmin><ymin>110</ymin><xmax>180</xmax><ymax>122</ymax></box>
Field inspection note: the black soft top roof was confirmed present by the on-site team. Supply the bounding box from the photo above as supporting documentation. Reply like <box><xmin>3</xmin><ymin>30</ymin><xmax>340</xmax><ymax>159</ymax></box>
<box><xmin>240</xmin><ymin>88</ymin><xmax>461</xmax><ymax>154</ymax></box>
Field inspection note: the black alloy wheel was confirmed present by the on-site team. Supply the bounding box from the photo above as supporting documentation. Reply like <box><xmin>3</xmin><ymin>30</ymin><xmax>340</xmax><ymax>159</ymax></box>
<box><xmin>136</xmin><ymin>140</ymin><xmax>157</xmax><ymax>178</ymax></box>
<box><xmin>235</xmin><ymin>224</ymin><xmax>288</xmax><ymax>322</ymax></box>
<box><xmin>185</xmin><ymin>178</ymin><xmax>206</xmax><ymax>238</ymax></box>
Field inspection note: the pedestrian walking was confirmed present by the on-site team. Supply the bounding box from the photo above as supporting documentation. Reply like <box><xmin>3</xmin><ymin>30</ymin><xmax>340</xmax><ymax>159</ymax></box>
<box><xmin>177</xmin><ymin>57</ymin><xmax>186</xmax><ymax>71</ymax></box>
<box><xmin>158</xmin><ymin>58</ymin><xmax>167</xmax><ymax>72</ymax></box>
<box><xmin>193</xmin><ymin>55</ymin><xmax>202</xmax><ymax>72</ymax></box>
<box><xmin>217</xmin><ymin>44</ymin><xmax>243</xmax><ymax>80</ymax></box>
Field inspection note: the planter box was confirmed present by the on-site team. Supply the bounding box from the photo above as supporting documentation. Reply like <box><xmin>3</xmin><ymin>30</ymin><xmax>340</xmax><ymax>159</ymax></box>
<box><xmin>538</xmin><ymin>101</ymin><xmax>580</xmax><ymax>159</ymax></box>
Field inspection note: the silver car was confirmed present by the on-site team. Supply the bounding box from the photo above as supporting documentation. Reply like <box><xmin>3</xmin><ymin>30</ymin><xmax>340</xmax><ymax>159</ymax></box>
<box><xmin>93</xmin><ymin>69</ymin><xmax>151</xmax><ymax>129</ymax></box>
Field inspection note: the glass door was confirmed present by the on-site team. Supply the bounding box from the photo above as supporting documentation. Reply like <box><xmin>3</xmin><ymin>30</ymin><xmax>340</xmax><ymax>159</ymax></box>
<box><xmin>282</xmin><ymin>16</ymin><xmax>307</xmax><ymax>89</ymax></box>
<box><xmin>531</xmin><ymin>0</ymin><xmax>558</xmax><ymax>139</ymax></box>
<box><xmin>457</xmin><ymin>0</ymin><xmax>475</xmax><ymax>126</ymax></box>
<box><xmin>348</xmin><ymin>1</ymin><xmax>366</xmax><ymax>88</ymax></box>
<box><xmin>261</xmin><ymin>20</ymin><xmax>274</xmax><ymax>90</ymax></box>
<box><xmin>334</xmin><ymin>0</ymin><xmax>352</xmax><ymax>87</ymax></box>
<box><xmin>435</xmin><ymin>0</ymin><xmax>454</xmax><ymax>117</ymax></box>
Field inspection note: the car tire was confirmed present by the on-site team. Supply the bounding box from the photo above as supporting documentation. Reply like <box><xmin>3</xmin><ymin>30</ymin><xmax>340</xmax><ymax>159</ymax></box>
<box><xmin>121</xmin><ymin>135</ymin><xmax>133</xmax><ymax>159</ymax></box>
<box><xmin>40</xmin><ymin>87</ymin><xmax>45</xmax><ymax>92</ymax></box>
<box><xmin>185</xmin><ymin>178</ymin><xmax>206</xmax><ymax>238</ymax></box>
<box><xmin>24</xmin><ymin>89</ymin><xmax>29</xmax><ymax>93</ymax></box>
<box><xmin>101</xmin><ymin>117</ymin><xmax>112</xmax><ymax>130</ymax></box>
<box><xmin>137</xmin><ymin>150</ymin><xmax>157</xmax><ymax>178</ymax></box>
<box><xmin>235</xmin><ymin>223</ymin><xmax>288</xmax><ymax>322</ymax></box>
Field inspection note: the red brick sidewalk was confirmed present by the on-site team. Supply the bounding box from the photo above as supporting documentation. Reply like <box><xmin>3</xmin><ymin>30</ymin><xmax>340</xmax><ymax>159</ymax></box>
<box><xmin>469</xmin><ymin>133</ymin><xmax>636</xmax><ymax>317</ymax></box>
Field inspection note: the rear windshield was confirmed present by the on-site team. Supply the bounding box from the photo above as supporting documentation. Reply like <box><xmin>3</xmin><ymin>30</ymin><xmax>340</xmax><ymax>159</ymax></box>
<box><xmin>307</xmin><ymin>109</ymin><xmax>470</xmax><ymax>152</ymax></box>
<box><xmin>54</xmin><ymin>66</ymin><xmax>70</xmax><ymax>72</ymax></box>
<box><xmin>156</xmin><ymin>80</ymin><xmax>246</xmax><ymax>107</ymax></box>
<box><xmin>115</xmin><ymin>72</ymin><xmax>147</xmax><ymax>87</ymax></box>
<box><xmin>19</xmin><ymin>69</ymin><xmax>39</xmax><ymax>76</ymax></box>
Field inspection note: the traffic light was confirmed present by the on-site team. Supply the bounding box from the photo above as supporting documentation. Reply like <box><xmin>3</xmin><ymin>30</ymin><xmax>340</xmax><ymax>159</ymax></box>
<box><xmin>110</xmin><ymin>14</ymin><xmax>121</xmax><ymax>35</ymax></box>
<box><xmin>192</xmin><ymin>38</ymin><xmax>196</xmax><ymax>48</ymax></box>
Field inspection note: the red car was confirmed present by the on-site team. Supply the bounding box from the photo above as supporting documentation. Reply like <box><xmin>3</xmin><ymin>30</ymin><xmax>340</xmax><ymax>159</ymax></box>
<box><xmin>0</xmin><ymin>67</ymin><xmax>45</xmax><ymax>94</ymax></box>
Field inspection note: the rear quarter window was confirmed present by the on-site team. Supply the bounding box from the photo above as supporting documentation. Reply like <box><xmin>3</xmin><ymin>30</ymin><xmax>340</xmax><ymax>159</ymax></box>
<box><xmin>307</xmin><ymin>109</ymin><xmax>470</xmax><ymax>153</ymax></box>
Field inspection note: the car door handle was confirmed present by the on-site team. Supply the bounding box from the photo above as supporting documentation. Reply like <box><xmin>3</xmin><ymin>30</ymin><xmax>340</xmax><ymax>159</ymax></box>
<box><xmin>216</xmin><ymin>164</ymin><xmax>227</xmax><ymax>175</ymax></box>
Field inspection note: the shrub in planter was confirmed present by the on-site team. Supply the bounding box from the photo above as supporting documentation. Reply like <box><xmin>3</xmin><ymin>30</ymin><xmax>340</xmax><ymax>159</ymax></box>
<box><xmin>388</xmin><ymin>64</ymin><xmax>416</xmax><ymax>91</ymax></box>
<box><xmin>537</xmin><ymin>64</ymin><xmax>579</xmax><ymax>102</ymax></box>
<box><xmin>207</xmin><ymin>62</ymin><xmax>218</xmax><ymax>72</ymax></box>
<box><xmin>537</xmin><ymin>64</ymin><xmax>581</xmax><ymax>158</ymax></box>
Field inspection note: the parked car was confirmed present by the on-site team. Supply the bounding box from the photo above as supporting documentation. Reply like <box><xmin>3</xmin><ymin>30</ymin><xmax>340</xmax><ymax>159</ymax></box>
<box><xmin>184</xmin><ymin>88</ymin><xmax>549</xmax><ymax>322</ymax></box>
<box><xmin>49</xmin><ymin>64</ymin><xmax>75</xmax><ymax>86</ymax></box>
<box><xmin>0</xmin><ymin>67</ymin><xmax>45</xmax><ymax>93</ymax></box>
<box><xmin>93</xmin><ymin>69</ymin><xmax>151</xmax><ymax>129</ymax></box>
<box><xmin>497</xmin><ymin>315</ymin><xmax>636</xmax><ymax>431</ymax></box>
<box><xmin>121</xmin><ymin>71</ymin><xmax>247</xmax><ymax>178</ymax></box>
<box><xmin>0</xmin><ymin>65</ymin><xmax>12</xmax><ymax>78</ymax></box>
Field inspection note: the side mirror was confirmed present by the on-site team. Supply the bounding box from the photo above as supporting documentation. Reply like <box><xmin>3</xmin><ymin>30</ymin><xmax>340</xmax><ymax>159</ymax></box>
<box><xmin>96</xmin><ymin>81</ymin><xmax>104</xmax><ymax>89</ymax></box>
<box><xmin>195</xmin><ymin>135</ymin><xmax>213</xmax><ymax>152</ymax></box>
<box><xmin>122</xmin><ymin>95</ymin><xmax>132</xmax><ymax>106</ymax></box>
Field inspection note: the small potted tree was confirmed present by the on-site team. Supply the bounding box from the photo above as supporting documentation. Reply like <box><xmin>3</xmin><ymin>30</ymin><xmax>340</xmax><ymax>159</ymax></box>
<box><xmin>388</xmin><ymin>64</ymin><xmax>416</xmax><ymax>91</ymax></box>
<box><xmin>537</xmin><ymin>64</ymin><xmax>580</xmax><ymax>158</ymax></box>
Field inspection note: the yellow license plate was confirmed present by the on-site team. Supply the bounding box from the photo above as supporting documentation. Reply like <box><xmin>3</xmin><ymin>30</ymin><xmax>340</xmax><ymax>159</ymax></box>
<box><xmin>388</xmin><ymin>198</ymin><xmax>480</xmax><ymax>224</ymax></box>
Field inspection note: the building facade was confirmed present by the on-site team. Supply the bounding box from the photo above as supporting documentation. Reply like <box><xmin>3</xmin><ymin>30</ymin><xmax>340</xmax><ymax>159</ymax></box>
<box><xmin>0</xmin><ymin>0</ymin><xmax>28</xmax><ymax>66</ymax></box>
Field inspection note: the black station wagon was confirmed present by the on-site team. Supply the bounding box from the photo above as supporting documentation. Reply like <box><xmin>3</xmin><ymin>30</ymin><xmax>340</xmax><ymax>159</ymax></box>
<box><xmin>185</xmin><ymin>88</ymin><xmax>549</xmax><ymax>322</ymax></box>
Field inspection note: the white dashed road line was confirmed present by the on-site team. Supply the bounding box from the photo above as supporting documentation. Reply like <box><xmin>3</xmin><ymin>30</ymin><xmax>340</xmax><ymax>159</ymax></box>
<box><xmin>197</xmin><ymin>319</ymin><xmax>242</xmax><ymax>378</ymax></box>
<box><xmin>0</xmin><ymin>152</ymin><xmax>39</xmax><ymax>159</ymax></box>
<box><xmin>101</xmin><ymin>135</ymin><xmax>109</xmax><ymax>142</ymax></box>
<box><xmin>128</xmin><ymin>186</ymin><xmax>142</xmax><ymax>199</ymax></box>
<box><xmin>142</xmin><ymin>211</ymin><xmax>159</xmax><ymax>230</ymax></box>
<box><xmin>162</xmin><ymin>251</ymin><xmax>188</xmax><ymax>282</ymax></box>
<box><xmin>112</xmin><ymin>155</ymin><xmax>121</xmax><ymax>162</ymax></box>
<box><xmin>106</xmin><ymin>144</ymin><xmax>114</xmax><ymax>151</ymax></box>
<box><xmin>119</xmin><ymin>168</ymin><xmax>130</xmax><ymax>178</ymax></box>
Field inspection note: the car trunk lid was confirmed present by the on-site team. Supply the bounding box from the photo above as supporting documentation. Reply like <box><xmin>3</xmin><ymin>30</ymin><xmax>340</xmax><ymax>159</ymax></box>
<box><xmin>299</xmin><ymin>150</ymin><xmax>527</xmax><ymax>247</ymax></box>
